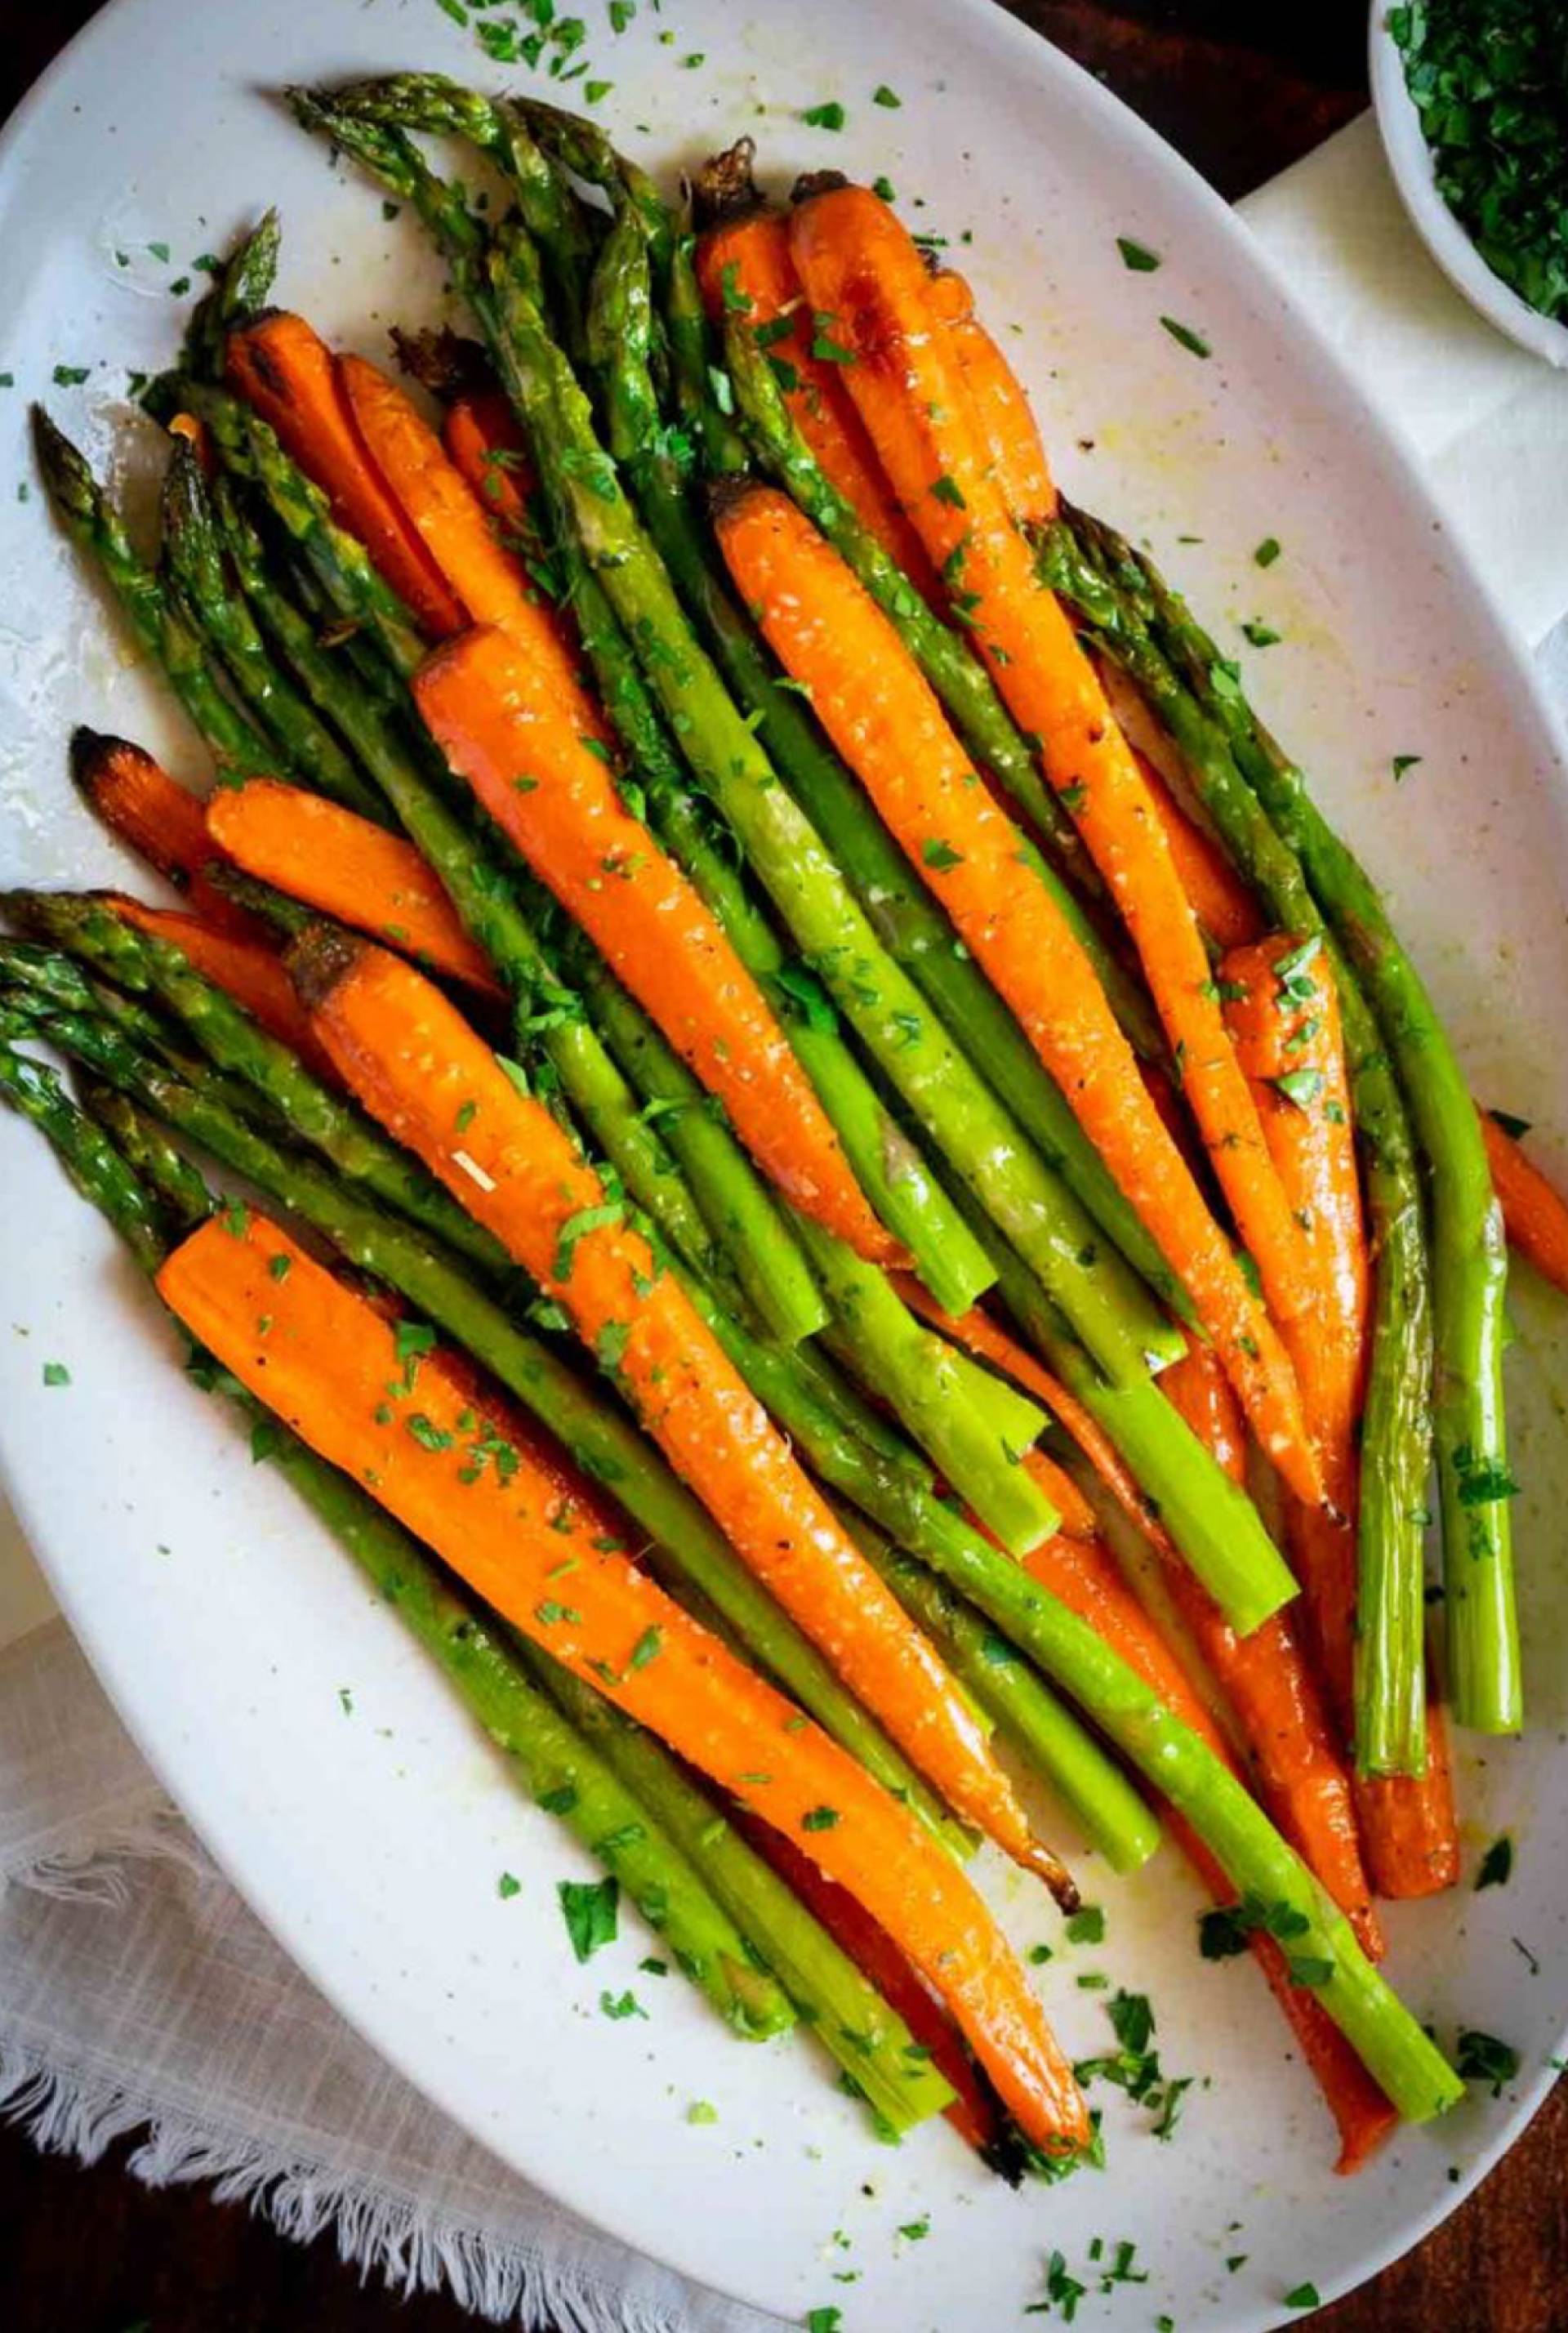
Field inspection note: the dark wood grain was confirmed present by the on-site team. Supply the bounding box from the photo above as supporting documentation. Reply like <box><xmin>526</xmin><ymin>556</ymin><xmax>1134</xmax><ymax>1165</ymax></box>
<box><xmin>0</xmin><ymin>3</ymin><xmax>1560</xmax><ymax>2328</ymax></box>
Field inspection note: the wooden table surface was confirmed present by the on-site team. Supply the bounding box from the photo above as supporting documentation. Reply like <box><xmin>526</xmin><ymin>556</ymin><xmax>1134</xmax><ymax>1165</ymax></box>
<box><xmin>0</xmin><ymin>2</ymin><xmax>1561</xmax><ymax>2326</ymax></box>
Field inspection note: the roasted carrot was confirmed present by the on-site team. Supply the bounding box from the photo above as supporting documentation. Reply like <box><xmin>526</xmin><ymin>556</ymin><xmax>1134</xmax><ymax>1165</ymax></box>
<box><xmin>1160</xmin><ymin>1345</ymin><xmax>1382</xmax><ymax>1956</ymax></box>
<box><xmin>1481</xmin><ymin>1109</ymin><xmax>1568</xmax><ymax>1295</ymax></box>
<box><xmin>694</xmin><ymin>195</ymin><xmax>938</xmax><ymax>593</ymax></box>
<box><xmin>414</xmin><ymin>622</ymin><xmax>894</xmax><ymax>1260</ymax></box>
<box><xmin>790</xmin><ymin>188</ymin><xmax>1323</xmax><ymax>1499</ymax></box>
<box><xmin>715</xmin><ymin>479</ymin><xmax>1316</xmax><ymax>1499</ymax></box>
<box><xmin>68</xmin><ymin>729</ymin><xmax>263</xmax><ymax>940</ymax></box>
<box><xmin>292</xmin><ymin>930</ymin><xmax>1064</xmax><ymax>1887</ymax></box>
<box><xmin>924</xmin><ymin>267</ymin><xmax>1057</xmax><ymax>532</ymax></box>
<box><xmin>205</xmin><ymin>779</ymin><xmax>501</xmax><ymax>997</ymax></box>
<box><xmin>443</xmin><ymin>390</ymin><xmax>538</xmax><ymax>522</ymax></box>
<box><xmin>337</xmin><ymin>354</ymin><xmax>588</xmax><ymax>700</ymax></box>
<box><xmin>106</xmin><ymin>895</ymin><xmax>336</xmax><ymax>1081</ymax></box>
<box><xmin>733</xmin><ymin>1812</ymin><xmax>1006</xmax><ymax>2160</ymax></box>
<box><xmin>1221</xmin><ymin>934</ymin><xmax>1460</xmax><ymax>1899</ymax></box>
<box><xmin>1027</xmin><ymin>1523</ymin><xmax>1396</xmax><ymax>2170</ymax></box>
<box><xmin>1022</xmin><ymin>1448</ymin><xmax>1098</xmax><ymax>1544</ymax></box>
<box><xmin>1137</xmin><ymin>749</ymin><xmax>1263</xmax><ymax>953</ymax></box>
<box><xmin>893</xmin><ymin>1273</ymin><xmax>1174</xmax><ymax>1555</ymax></box>
<box><xmin>158</xmin><ymin>1209</ymin><xmax>1089</xmax><ymax>2155</ymax></box>
<box><xmin>225</xmin><ymin>312</ymin><xmax>466</xmax><ymax>637</ymax></box>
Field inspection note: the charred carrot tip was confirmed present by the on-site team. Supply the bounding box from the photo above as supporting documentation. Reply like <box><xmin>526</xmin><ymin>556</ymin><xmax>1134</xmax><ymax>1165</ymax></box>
<box><xmin>692</xmin><ymin>136</ymin><xmax>763</xmax><ymax>229</ymax></box>
<box><xmin>285</xmin><ymin>920</ymin><xmax>364</xmax><ymax>1010</ymax></box>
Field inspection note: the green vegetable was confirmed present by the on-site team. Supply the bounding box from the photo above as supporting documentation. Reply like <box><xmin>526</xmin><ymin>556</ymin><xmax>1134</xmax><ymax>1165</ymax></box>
<box><xmin>1391</xmin><ymin>0</ymin><xmax>1568</xmax><ymax>323</ymax></box>
<box><xmin>11</xmin><ymin>994</ymin><xmax>962</xmax><ymax>1853</ymax></box>
<box><xmin>523</xmin><ymin>1639</ymin><xmax>955</xmax><ymax>2127</ymax></box>
<box><xmin>1037</xmin><ymin>506</ymin><xmax>1441</xmax><ymax>1771</ymax></box>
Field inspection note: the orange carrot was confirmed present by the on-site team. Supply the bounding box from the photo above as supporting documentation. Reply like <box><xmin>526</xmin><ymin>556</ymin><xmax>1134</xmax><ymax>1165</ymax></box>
<box><xmin>1021</xmin><ymin>1448</ymin><xmax>1098</xmax><ymax>1544</ymax></box>
<box><xmin>292</xmin><ymin>930</ymin><xmax>1061</xmax><ymax>1886</ymax></box>
<box><xmin>790</xmin><ymin>188</ymin><xmax>1324</xmax><ymax>1497</ymax></box>
<box><xmin>205</xmin><ymin>779</ymin><xmax>501</xmax><ymax>997</ymax></box>
<box><xmin>158</xmin><ymin>1208</ymin><xmax>1089</xmax><ymax>2155</ymax></box>
<box><xmin>924</xmin><ymin>267</ymin><xmax>1057</xmax><ymax>532</ymax></box>
<box><xmin>893</xmin><ymin>1273</ymin><xmax>1175</xmax><ymax>1555</ymax></box>
<box><xmin>1136</xmin><ymin>749</ymin><xmax>1263</xmax><ymax>953</ymax></box>
<box><xmin>167</xmin><ymin>409</ymin><xmax>213</xmax><ymax>472</ymax></box>
<box><xmin>695</xmin><ymin>203</ymin><xmax>939</xmax><ymax>593</ymax></box>
<box><xmin>1160</xmin><ymin>1346</ymin><xmax>1382</xmax><ymax>1956</ymax></box>
<box><xmin>107</xmin><ymin>895</ymin><xmax>336</xmax><ymax>1081</ymax></box>
<box><xmin>414</xmin><ymin>622</ymin><xmax>894</xmax><ymax>1260</ymax></box>
<box><xmin>68</xmin><ymin>730</ymin><xmax>263</xmax><ymax>940</ymax></box>
<box><xmin>733</xmin><ymin>1812</ymin><xmax>1006</xmax><ymax>2160</ymax></box>
<box><xmin>1481</xmin><ymin>1109</ymin><xmax>1568</xmax><ymax>1295</ymax></box>
<box><xmin>1221</xmin><ymin>935</ymin><xmax>1460</xmax><ymax>1900</ymax></box>
<box><xmin>715</xmin><ymin>479</ymin><xmax>1317</xmax><ymax>1500</ymax></box>
<box><xmin>443</xmin><ymin>390</ymin><xmax>538</xmax><ymax>521</ymax></box>
<box><xmin>337</xmin><ymin>354</ymin><xmax>589</xmax><ymax>703</ymax></box>
<box><xmin>1026</xmin><ymin>1523</ymin><xmax>1396</xmax><ymax>2170</ymax></box>
<box><xmin>225</xmin><ymin>313</ymin><xmax>466</xmax><ymax>638</ymax></box>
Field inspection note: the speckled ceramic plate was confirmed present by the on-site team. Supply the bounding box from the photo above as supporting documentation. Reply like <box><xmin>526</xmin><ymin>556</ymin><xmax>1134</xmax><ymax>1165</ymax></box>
<box><xmin>2</xmin><ymin>3</ymin><xmax>1566</xmax><ymax>2325</ymax></box>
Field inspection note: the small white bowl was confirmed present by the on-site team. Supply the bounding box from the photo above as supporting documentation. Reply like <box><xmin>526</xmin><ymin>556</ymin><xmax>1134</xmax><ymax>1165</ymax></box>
<box><xmin>1369</xmin><ymin>2</ymin><xmax>1568</xmax><ymax>367</ymax></box>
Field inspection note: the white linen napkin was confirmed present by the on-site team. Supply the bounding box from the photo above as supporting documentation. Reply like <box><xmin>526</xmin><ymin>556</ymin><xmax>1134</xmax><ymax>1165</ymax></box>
<box><xmin>3</xmin><ymin>104</ymin><xmax>1567</xmax><ymax>2333</ymax></box>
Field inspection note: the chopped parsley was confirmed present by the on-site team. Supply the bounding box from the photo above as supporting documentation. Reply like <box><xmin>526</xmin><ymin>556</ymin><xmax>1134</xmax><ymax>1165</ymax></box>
<box><xmin>921</xmin><ymin>837</ymin><xmax>964</xmax><ymax>871</ymax></box>
<box><xmin>687</xmin><ymin>2099</ymin><xmax>719</xmax><ymax>2123</ymax></box>
<box><xmin>1391</xmin><ymin>0</ymin><xmax>1568</xmax><ymax>324</ymax></box>
<box><xmin>267</xmin><ymin>1251</ymin><xmax>292</xmax><ymax>1282</ymax></box>
<box><xmin>553</xmin><ymin>1200</ymin><xmax>623</xmax><ymax>1281</ymax></box>
<box><xmin>1392</xmin><ymin>753</ymin><xmax>1423</xmax><ymax>780</ymax></box>
<box><xmin>1489</xmin><ymin>1108</ymin><xmax>1532</xmax><ymax>1140</ymax></box>
<box><xmin>873</xmin><ymin>83</ymin><xmax>902</xmax><ymax>107</ymax></box>
<box><xmin>1065</xmin><ymin>1903</ymin><xmax>1105</xmax><ymax>1945</ymax></box>
<box><xmin>1254</xmin><ymin>536</ymin><xmax>1281</xmax><ymax>566</ymax></box>
<box><xmin>627</xmin><ymin>1625</ymin><xmax>663</xmax><ymax>1671</ymax></box>
<box><xmin>1452</xmin><ymin>1443</ymin><xmax>1521</xmax><ymax>1509</ymax></box>
<box><xmin>1159</xmin><ymin>315</ymin><xmax>1210</xmax><ymax>359</ymax></box>
<box><xmin>1271</xmin><ymin>1067</ymin><xmax>1325</xmax><ymax>1109</ymax></box>
<box><xmin>800</xmin><ymin>1804</ymin><xmax>840</xmax><ymax>1831</ymax></box>
<box><xmin>1456</xmin><ymin>2027</ymin><xmax>1520</xmax><ymax>2095</ymax></box>
<box><xmin>1476</xmin><ymin>1835</ymin><xmax>1513</xmax><ymax>1889</ymax></box>
<box><xmin>51</xmin><ymin>364</ymin><xmax>91</xmax><ymax>388</ymax></box>
<box><xmin>802</xmin><ymin>100</ymin><xmax>846</xmax><ymax>132</ymax></box>
<box><xmin>1116</xmin><ymin>236</ymin><xmax>1161</xmax><ymax>272</ymax></box>
<box><xmin>1283</xmin><ymin>2286</ymin><xmax>1320</xmax><ymax>2312</ymax></box>
<box><xmin>405</xmin><ymin>1414</ymin><xmax>454</xmax><ymax>1453</ymax></box>
<box><xmin>558</xmin><ymin>1874</ymin><xmax>619</xmax><ymax>1962</ymax></box>
<box><xmin>41</xmin><ymin>1361</ymin><xmax>70</xmax><ymax>1387</ymax></box>
<box><xmin>1241</xmin><ymin>619</ymin><xmax>1281</xmax><ymax>648</ymax></box>
<box><xmin>872</xmin><ymin>175</ymin><xmax>897</xmax><ymax>203</ymax></box>
<box><xmin>929</xmin><ymin>472</ymin><xmax>966</xmax><ymax>508</ymax></box>
<box><xmin>599</xmin><ymin>1987</ymin><xmax>647</xmax><ymax>2020</ymax></box>
<box><xmin>497</xmin><ymin>1871</ymin><xmax>522</xmax><ymax>1899</ymax></box>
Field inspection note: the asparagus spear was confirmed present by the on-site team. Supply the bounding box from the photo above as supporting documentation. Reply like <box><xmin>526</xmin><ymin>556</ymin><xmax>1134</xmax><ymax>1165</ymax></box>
<box><xmin>721</xmin><ymin>321</ymin><xmax>1183</xmax><ymax>1314</ymax></box>
<box><xmin>287</xmin><ymin>95</ymin><xmax>1185</xmax><ymax>1385</ymax></box>
<box><xmin>158</xmin><ymin>435</ymin><xmax>389</xmax><ymax>823</ymax></box>
<box><xmin>0</xmin><ymin>1042</ymin><xmax>170</xmax><ymax>1274</ymax></box>
<box><xmin>1039</xmin><ymin>511</ymin><xmax>1446</xmax><ymax>1769</ymax></box>
<box><xmin>786</xmin><ymin>1207</ymin><xmax>1060</xmax><ymax>1558</ymax></box>
<box><xmin>9</xmin><ymin>993</ymin><xmax>968</xmax><ymax>1859</ymax></box>
<box><xmin>517</xmin><ymin>1639</ymin><xmax>956</xmax><ymax>2130</ymax></box>
<box><xmin>2</xmin><ymin>891</ymin><xmax>515</xmax><ymax>1280</ymax></box>
<box><xmin>0</xmin><ymin>1044</ymin><xmax>794</xmax><ymax>2042</ymax></box>
<box><xmin>841</xmin><ymin>1510</ymin><xmax>1161</xmax><ymax>1876</ymax></box>
<box><xmin>1080</xmin><ymin>511</ymin><xmax>1515</xmax><ymax>1737</ymax></box>
<box><xmin>181</xmin><ymin>209</ymin><xmax>280</xmax><ymax>389</ymax></box>
<box><xmin>79</xmin><ymin>1082</ymin><xmax>216</xmax><ymax>1233</ymax></box>
<box><xmin>212</xmin><ymin>477</ymin><xmax>825</xmax><ymax>1344</ymax></box>
<box><xmin>31</xmin><ymin>408</ymin><xmax>287</xmax><ymax>784</ymax></box>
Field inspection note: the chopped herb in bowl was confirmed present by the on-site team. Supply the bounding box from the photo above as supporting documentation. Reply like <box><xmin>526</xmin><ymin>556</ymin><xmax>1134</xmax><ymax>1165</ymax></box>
<box><xmin>1389</xmin><ymin>0</ymin><xmax>1568</xmax><ymax>324</ymax></box>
